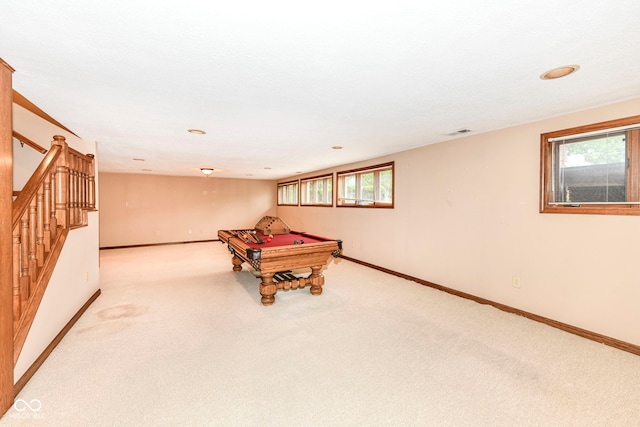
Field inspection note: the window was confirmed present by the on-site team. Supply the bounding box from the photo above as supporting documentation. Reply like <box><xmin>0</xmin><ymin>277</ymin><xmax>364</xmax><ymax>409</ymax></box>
<box><xmin>301</xmin><ymin>174</ymin><xmax>333</xmax><ymax>206</ymax></box>
<box><xmin>337</xmin><ymin>162</ymin><xmax>394</xmax><ymax>208</ymax></box>
<box><xmin>540</xmin><ymin>115</ymin><xmax>640</xmax><ymax>215</ymax></box>
<box><xmin>277</xmin><ymin>180</ymin><xmax>299</xmax><ymax>206</ymax></box>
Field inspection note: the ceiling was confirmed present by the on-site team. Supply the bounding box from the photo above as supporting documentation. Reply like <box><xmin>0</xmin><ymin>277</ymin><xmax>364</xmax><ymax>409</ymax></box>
<box><xmin>2</xmin><ymin>1</ymin><xmax>640</xmax><ymax>180</ymax></box>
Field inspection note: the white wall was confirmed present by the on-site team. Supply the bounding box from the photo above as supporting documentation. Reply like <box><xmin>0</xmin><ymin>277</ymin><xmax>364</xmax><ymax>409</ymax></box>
<box><xmin>12</xmin><ymin>104</ymin><xmax>100</xmax><ymax>380</ymax></box>
<box><xmin>12</xmin><ymin>136</ymin><xmax>44</xmax><ymax>189</ymax></box>
<box><xmin>98</xmin><ymin>173</ymin><xmax>277</xmax><ymax>248</ymax></box>
<box><xmin>278</xmin><ymin>98</ymin><xmax>640</xmax><ymax>347</ymax></box>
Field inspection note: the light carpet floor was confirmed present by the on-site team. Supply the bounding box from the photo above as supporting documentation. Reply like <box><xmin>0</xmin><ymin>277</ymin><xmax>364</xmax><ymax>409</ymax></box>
<box><xmin>2</xmin><ymin>242</ymin><xmax>640</xmax><ymax>426</ymax></box>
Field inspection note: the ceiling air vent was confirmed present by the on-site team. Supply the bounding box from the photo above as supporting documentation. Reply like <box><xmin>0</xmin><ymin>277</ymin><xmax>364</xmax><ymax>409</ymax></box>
<box><xmin>446</xmin><ymin>129</ymin><xmax>472</xmax><ymax>136</ymax></box>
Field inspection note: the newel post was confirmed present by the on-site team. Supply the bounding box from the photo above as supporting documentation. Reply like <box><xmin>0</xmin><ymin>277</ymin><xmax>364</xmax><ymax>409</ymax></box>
<box><xmin>52</xmin><ymin>135</ymin><xmax>70</xmax><ymax>229</ymax></box>
<box><xmin>87</xmin><ymin>153</ymin><xmax>96</xmax><ymax>211</ymax></box>
<box><xmin>0</xmin><ymin>57</ymin><xmax>16</xmax><ymax>416</ymax></box>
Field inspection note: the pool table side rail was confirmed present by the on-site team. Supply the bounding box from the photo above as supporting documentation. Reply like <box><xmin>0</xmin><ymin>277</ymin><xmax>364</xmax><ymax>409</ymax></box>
<box><xmin>217</xmin><ymin>229</ymin><xmax>342</xmax><ymax>273</ymax></box>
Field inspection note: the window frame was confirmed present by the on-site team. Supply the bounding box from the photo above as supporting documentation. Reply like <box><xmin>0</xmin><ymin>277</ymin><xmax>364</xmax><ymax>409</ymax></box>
<box><xmin>336</xmin><ymin>161</ymin><xmax>394</xmax><ymax>208</ymax></box>
<box><xmin>277</xmin><ymin>180</ymin><xmax>299</xmax><ymax>206</ymax></box>
<box><xmin>300</xmin><ymin>173</ymin><xmax>334</xmax><ymax>207</ymax></box>
<box><xmin>540</xmin><ymin>115</ymin><xmax>640</xmax><ymax>215</ymax></box>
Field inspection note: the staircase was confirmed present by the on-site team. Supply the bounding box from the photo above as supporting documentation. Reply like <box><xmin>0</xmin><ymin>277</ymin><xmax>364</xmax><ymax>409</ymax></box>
<box><xmin>11</xmin><ymin>134</ymin><xmax>96</xmax><ymax>363</ymax></box>
<box><xmin>1</xmin><ymin>56</ymin><xmax>98</xmax><ymax>419</ymax></box>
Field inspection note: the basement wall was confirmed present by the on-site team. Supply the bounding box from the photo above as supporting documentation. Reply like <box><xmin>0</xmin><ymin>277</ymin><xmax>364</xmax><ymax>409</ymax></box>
<box><xmin>98</xmin><ymin>173</ymin><xmax>277</xmax><ymax>248</ymax></box>
<box><xmin>277</xmin><ymin>97</ymin><xmax>640</xmax><ymax>347</ymax></box>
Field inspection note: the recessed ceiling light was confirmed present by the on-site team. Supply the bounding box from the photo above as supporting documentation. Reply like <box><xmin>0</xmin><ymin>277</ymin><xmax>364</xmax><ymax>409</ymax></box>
<box><xmin>264</xmin><ymin>167</ymin><xmax>272</xmax><ymax>170</ymax></box>
<box><xmin>540</xmin><ymin>65</ymin><xmax>580</xmax><ymax>80</ymax></box>
<box><xmin>133</xmin><ymin>158</ymin><xmax>145</xmax><ymax>161</ymax></box>
<box><xmin>332</xmin><ymin>146</ymin><xmax>343</xmax><ymax>150</ymax></box>
<box><xmin>200</xmin><ymin>168</ymin><xmax>214</xmax><ymax>176</ymax></box>
<box><xmin>188</xmin><ymin>129</ymin><xmax>206</xmax><ymax>134</ymax></box>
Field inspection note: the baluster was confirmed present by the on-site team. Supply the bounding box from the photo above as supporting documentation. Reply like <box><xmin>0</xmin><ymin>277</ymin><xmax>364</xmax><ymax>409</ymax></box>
<box><xmin>78</xmin><ymin>157</ymin><xmax>85</xmax><ymax>210</ymax></box>
<box><xmin>75</xmin><ymin>155</ymin><xmax>82</xmax><ymax>223</ymax></box>
<box><xmin>67</xmin><ymin>153</ymin><xmax>74</xmax><ymax>226</ymax></box>
<box><xmin>79</xmin><ymin>156</ymin><xmax>88</xmax><ymax>225</ymax></box>
<box><xmin>85</xmin><ymin>157</ymin><xmax>89</xmax><ymax>205</ymax></box>
<box><xmin>36</xmin><ymin>186</ymin><xmax>45</xmax><ymax>266</ymax></box>
<box><xmin>20</xmin><ymin>211</ymin><xmax>30</xmax><ymax>303</ymax></box>
<box><xmin>43</xmin><ymin>174</ymin><xmax>52</xmax><ymax>252</ymax></box>
<box><xmin>70</xmin><ymin>153</ymin><xmax>79</xmax><ymax>226</ymax></box>
<box><xmin>69</xmin><ymin>155</ymin><xmax>80</xmax><ymax>225</ymax></box>
<box><xmin>87</xmin><ymin>154</ymin><xmax>96</xmax><ymax>210</ymax></box>
<box><xmin>49</xmin><ymin>168</ymin><xmax>57</xmax><ymax>240</ymax></box>
<box><xmin>12</xmin><ymin>227</ymin><xmax>22</xmax><ymax>331</ymax></box>
<box><xmin>77</xmin><ymin>156</ymin><xmax>84</xmax><ymax>223</ymax></box>
<box><xmin>28</xmin><ymin>198</ymin><xmax>38</xmax><ymax>281</ymax></box>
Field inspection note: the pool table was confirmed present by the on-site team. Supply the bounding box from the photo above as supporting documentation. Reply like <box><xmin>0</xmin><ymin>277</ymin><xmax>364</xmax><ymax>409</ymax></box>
<box><xmin>218</xmin><ymin>229</ymin><xmax>342</xmax><ymax>305</ymax></box>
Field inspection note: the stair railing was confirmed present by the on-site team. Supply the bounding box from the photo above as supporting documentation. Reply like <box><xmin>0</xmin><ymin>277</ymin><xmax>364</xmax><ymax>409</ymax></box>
<box><xmin>11</xmin><ymin>135</ymin><xmax>95</xmax><ymax>362</ymax></box>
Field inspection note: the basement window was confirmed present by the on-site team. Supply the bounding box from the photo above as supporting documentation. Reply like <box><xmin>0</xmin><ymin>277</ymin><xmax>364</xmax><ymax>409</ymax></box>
<box><xmin>301</xmin><ymin>174</ymin><xmax>333</xmax><ymax>206</ymax></box>
<box><xmin>337</xmin><ymin>162</ymin><xmax>394</xmax><ymax>208</ymax></box>
<box><xmin>277</xmin><ymin>180</ymin><xmax>299</xmax><ymax>206</ymax></box>
<box><xmin>540</xmin><ymin>115</ymin><xmax>640</xmax><ymax>215</ymax></box>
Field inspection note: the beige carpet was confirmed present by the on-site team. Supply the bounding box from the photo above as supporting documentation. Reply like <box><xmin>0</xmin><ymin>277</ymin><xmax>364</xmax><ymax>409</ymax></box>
<box><xmin>2</xmin><ymin>242</ymin><xmax>640</xmax><ymax>426</ymax></box>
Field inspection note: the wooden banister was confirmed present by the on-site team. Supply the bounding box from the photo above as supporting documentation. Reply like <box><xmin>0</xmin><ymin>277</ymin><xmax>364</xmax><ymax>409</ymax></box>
<box><xmin>11</xmin><ymin>135</ymin><xmax>96</xmax><ymax>363</ymax></box>
<box><xmin>12</xmin><ymin>131</ymin><xmax>47</xmax><ymax>154</ymax></box>
<box><xmin>12</xmin><ymin>144</ymin><xmax>62</xmax><ymax>229</ymax></box>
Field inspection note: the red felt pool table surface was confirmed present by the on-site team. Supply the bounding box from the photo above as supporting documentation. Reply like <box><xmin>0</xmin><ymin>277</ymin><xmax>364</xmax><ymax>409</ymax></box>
<box><xmin>243</xmin><ymin>231</ymin><xmax>331</xmax><ymax>248</ymax></box>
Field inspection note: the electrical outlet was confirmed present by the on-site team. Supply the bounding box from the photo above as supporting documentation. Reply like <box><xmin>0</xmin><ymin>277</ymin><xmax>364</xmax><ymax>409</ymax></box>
<box><xmin>512</xmin><ymin>276</ymin><xmax>521</xmax><ymax>288</ymax></box>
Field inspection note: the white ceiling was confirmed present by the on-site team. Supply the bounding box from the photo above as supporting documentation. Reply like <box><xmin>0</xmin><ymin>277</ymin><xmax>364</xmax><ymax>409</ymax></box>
<box><xmin>2</xmin><ymin>1</ymin><xmax>640</xmax><ymax>179</ymax></box>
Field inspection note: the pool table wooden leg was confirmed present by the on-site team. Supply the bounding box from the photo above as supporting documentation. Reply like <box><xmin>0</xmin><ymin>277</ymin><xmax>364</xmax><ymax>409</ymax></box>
<box><xmin>259</xmin><ymin>272</ymin><xmax>277</xmax><ymax>306</ymax></box>
<box><xmin>309</xmin><ymin>265</ymin><xmax>324</xmax><ymax>296</ymax></box>
<box><xmin>231</xmin><ymin>255</ymin><xmax>243</xmax><ymax>272</ymax></box>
